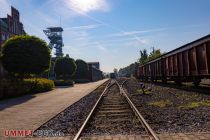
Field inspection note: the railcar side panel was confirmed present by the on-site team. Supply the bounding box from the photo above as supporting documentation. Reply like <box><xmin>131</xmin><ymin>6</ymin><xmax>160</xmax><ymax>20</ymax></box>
<box><xmin>161</xmin><ymin>58</ymin><xmax>166</xmax><ymax>77</ymax></box>
<box><xmin>196</xmin><ymin>44</ymin><xmax>208</xmax><ymax>75</ymax></box>
<box><xmin>169</xmin><ymin>56</ymin><xmax>173</xmax><ymax>76</ymax></box>
<box><xmin>146</xmin><ymin>64</ymin><xmax>148</xmax><ymax>77</ymax></box>
<box><xmin>158</xmin><ymin>60</ymin><xmax>162</xmax><ymax>76</ymax></box>
<box><xmin>183</xmin><ymin>50</ymin><xmax>189</xmax><ymax>76</ymax></box>
<box><xmin>173</xmin><ymin>54</ymin><xmax>178</xmax><ymax>76</ymax></box>
<box><xmin>207</xmin><ymin>42</ymin><xmax>210</xmax><ymax>74</ymax></box>
<box><xmin>178</xmin><ymin>52</ymin><xmax>183</xmax><ymax>76</ymax></box>
<box><xmin>143</xmin><ymin>66</ymin><xmax>145</xmax><ymax>76</ymax></box>
<box><xmin>151</xmin><ymin>62</ymin><xmax>155</xmax><ymax>78</ymax></box>
<box><xmin>188</xmin><ymin>48</ymin><xmax>197</xmax><ymax>75</ymax></box>
<box><xmin>166</xmin><ymin>57</ymin><xmax>169</xmax><ymax>76</ymax></box>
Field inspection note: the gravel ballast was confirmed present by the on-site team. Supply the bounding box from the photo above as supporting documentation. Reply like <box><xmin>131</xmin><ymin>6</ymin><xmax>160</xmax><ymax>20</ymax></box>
<box><xmin>34</xmin><ymin>82</ymin><xmax>108</xmax><ymax>137</ymax></box>
<box><xmin>123</xmin><ymin>78</ymin><xmax>210</xmax><ymax>133</ymax></box>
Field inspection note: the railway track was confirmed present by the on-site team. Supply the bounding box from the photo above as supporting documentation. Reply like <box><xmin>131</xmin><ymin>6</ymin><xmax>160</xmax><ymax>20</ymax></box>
<box><xmin>73</xmin><ymin>79</ymin><xmax>159</xmax><ymax>140</ymax></box>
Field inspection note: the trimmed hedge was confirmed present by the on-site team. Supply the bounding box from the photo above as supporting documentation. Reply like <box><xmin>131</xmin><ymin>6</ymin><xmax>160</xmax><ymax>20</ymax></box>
<box><xmin>73</xmin><ymin>79</ymin><xmax>90</xmax><ymax>83</ymax></box>
<box><xmin>1</xmin><ymin>36</ymin><xmax>51</xmax><ymax>77</ymax></box>
<box><xmin>0</xmin><ymin>78</ymin><xmax>54</xmax><ymax>100</ymax></box>
<box><xmin>24</xmin><ymin>78</ymin><xmax>54</xmax><ymax>92</ymax></box>
<box><xmin>54</xmin><ymin>80</ymin><xmax>75</xmax><ymax>86</ymax></box>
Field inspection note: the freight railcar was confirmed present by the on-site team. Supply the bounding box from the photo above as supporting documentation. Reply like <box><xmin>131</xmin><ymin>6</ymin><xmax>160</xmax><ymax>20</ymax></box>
<box><xmin>137</xmin><ymin>34</ymin><xmax>210</xmax><ymax>86</ymax></box>
<box><xmin>110</xmin><ymin>73</ymin><xmax>116</xmax><ymax>79</ymax></box>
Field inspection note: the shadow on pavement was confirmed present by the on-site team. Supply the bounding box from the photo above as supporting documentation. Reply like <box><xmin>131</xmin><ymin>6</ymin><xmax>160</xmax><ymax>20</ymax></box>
<box><xmin>0</xmin><ymin>95</ymin><xmax>35</xmax><ymax>111</ymax></box>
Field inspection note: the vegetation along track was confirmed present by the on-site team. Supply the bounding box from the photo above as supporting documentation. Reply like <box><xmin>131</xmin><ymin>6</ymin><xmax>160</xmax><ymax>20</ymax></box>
<box><xmin>74</xmin><ymin>79</ymin><xmax>159</xmax><ymax>140</ymax></box>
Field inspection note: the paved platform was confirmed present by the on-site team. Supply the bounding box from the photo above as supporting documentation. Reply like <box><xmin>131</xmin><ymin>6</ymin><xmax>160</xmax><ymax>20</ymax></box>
<box><xmin>0</xmin><ymin>79</ymin><xmax>107</xmax><ymax>138</ymax></box>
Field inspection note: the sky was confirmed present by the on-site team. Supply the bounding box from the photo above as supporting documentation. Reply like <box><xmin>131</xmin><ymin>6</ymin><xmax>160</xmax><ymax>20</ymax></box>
<box><xmin>0</xmin><ymin>0</ymin><xmax>210</xmax><ymax>72</ymax></box>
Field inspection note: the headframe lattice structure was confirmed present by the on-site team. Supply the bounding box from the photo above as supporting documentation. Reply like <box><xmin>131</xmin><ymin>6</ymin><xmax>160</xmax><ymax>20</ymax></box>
<box><xmin>43</xmin><ymin>27</ymin><xmax>64</xmax><ymax>57</ymax></box>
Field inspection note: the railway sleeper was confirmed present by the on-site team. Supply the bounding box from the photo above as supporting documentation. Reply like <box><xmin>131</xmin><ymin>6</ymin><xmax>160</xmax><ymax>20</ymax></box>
<box><xmin>93</xmin><ymin>123</ymin><xmax>143</xmax><ymax>129</ymax></box>
<box><xmin>99</xmin><ymin>106</ymin><xmax>130</xmax><ymax>110</ymax></box>
<box><xmin>92</xmin><ymin>118</ymin><xmax>140</xmax><ymax>125</ymax></box>
<box><xmin>100</xmin><ymin>104</ymin><xmax>129</xmax><ymax>108</ymax></box>
<box><xmin>96</xmin><ymin>112</ymin><xmax>131</xmax><ymax>117</ymax></box>
<box><xmin>97</xmin><ymin>109</ymin><xmax>132</xmax><ymax>114</ymax></box>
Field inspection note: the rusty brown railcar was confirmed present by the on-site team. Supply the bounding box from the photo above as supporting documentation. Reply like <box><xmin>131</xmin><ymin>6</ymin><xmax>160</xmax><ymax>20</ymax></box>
<box><xmin>137</xmin><ymin>34</ymin><xmax>210</xmax><ymax>86</ymax></box>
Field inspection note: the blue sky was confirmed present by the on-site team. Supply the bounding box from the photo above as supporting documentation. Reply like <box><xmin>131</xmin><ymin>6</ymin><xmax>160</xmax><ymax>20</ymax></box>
<box><xmin>1</xmin><ymin>0</ymin><xmax>210</xmax><ymax>72</ymax></box>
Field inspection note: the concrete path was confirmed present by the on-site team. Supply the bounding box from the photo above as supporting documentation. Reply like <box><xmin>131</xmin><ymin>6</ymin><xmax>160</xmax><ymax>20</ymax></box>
<box><xmin>0</xmin><ymin>79</ymin><xmax>107</xmax><ymax>138</ymax></box>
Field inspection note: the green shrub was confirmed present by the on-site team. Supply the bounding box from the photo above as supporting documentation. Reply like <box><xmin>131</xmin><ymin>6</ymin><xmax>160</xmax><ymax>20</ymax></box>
<box><xmin>0</xmin><ymin>79</ymin><xmax>30</xmax><ymax>99</ymax></box>
<box><xmin>74</xmin><ymin>79</ymin><xmax>90</xmax><ymax>83</ymax></box>
<box><xmin>54</xmin><ymin>57</ymin><xmax>77</xmax><ymax>79</ymax></box>
<box><xmin>1</xmin><ymin>36</ymin><xmax>51</xmax><ymax>77</ymax></box>
<box><xmin>54</xmin><ymin>79</ymin><xmax>74</xmax><ymax>86</ymax></box>
<box><xmin>24</xmin><ymin>78</ymin><xmax>54</xmax><ymax>93</ymax></box>
<box><xmin>74</xmin><ymin>59</ymin><xmax>89</xmax><ymax>79</ymax></box>
<box><xmin>0</xmin><ymin>78</ymin><xmax>54</xmax><ymax>100</ymax></box>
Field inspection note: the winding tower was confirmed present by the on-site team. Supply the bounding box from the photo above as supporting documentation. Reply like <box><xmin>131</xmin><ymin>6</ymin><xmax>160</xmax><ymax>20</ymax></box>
<box><xmin>43</xmin><ymin>27</ymin><xmax>64</xmax><ymax>57</ymax></box>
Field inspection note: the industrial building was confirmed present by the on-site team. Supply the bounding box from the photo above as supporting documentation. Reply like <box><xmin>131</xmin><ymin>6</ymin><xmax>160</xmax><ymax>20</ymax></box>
<box><xmin>0</xmin><ymin>6</ymin><xmax>26</xmax><ymax>78</ymax></box>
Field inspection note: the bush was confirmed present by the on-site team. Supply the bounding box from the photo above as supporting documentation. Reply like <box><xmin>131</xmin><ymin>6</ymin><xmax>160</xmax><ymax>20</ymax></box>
<box><xmin>0</xmin><ymin>78</ymin><xmax>54</xmax><ymax>100</ymax></box>
<box><xmin>24</xmin><ymin>78</ymin><xmax>54</xmax><ymax>93</ymax></box>
<box><xmin>54</xmin><ymin>57</ymin><xmax>77</xmax><ymax>79</ymax></box>
<box><xmin>54</xmin><ymin>80</ymin><xmax>74</xmax><ymax>86</ymax></box>
<box><xmin>74</xmin><ymin>59</ymin><xmax>89</xmax><ymax>79</ymax></box>
<box><xmin>1</xmin><ymin>35</ymin><xmax>51</xmax><ymax>77</ymax></box>
<box><xmin>74</xmin><ymin>79</ymin><xmax>90</xmax><ymax>83</ymax></box>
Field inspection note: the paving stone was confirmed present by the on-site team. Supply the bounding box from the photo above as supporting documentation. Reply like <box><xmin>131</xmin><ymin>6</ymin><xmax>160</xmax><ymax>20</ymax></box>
<box><xmin>0</xmin><ymin>79</ymin><xmax>107</xmax><ymax>139</ymax></box>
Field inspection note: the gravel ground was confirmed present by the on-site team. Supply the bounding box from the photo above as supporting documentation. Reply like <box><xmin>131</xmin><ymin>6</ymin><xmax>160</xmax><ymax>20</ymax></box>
<box><xmin>123</xmin><ymin>78</ymin><xmax>210</xmax><ymax>133</ymax></box>
<box><xmin>34</xmin><ymin>82</ymin><xmax>108</xmax><ymax>137</ymax></box>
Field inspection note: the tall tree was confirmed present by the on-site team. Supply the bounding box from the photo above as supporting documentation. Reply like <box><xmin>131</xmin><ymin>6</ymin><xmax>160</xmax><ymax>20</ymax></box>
<box><xmin>139</xmin><ymin>49</ymin><xmax>148</xmax><ymax>65</ymax></box>
<box><xmin>148</xmin><ymin>49</ymin><xmax>161</xmax><ymax>61</ymax></box>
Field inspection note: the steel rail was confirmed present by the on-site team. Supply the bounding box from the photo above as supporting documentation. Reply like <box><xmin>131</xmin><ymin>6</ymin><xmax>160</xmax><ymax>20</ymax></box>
<box><xmin>73</xmin><ymin>80</ymin><xmax>113</xmax><ymax>140</ymax></box>
<box><xmin>116</xmin><ymin>80</ymin><xmax>159</xmax><ymax>140</ymax></box>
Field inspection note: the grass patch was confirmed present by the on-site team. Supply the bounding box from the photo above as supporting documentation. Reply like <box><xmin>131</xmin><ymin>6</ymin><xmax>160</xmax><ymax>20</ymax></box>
<box><xmin>136</xmin><ymin>89</ymin><xmax>152</xmax><ymax>94</ymax></box>
<box><xmin>179</xmin><ymin>100</ymin><xmax>210</xmax><ymax>109</ymax></box>
<box><xmin>175</xmin><ymin>93</ymin><xmax>199</xmax><ymax>100</ymax></box>
<box><xmin>148</xmin><ymin>100</ymin><xmax>172</xmax><ymax>108</ymax></box>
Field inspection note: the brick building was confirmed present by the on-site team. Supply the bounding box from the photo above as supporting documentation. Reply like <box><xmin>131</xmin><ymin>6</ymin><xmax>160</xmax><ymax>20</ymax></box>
<box><xmin>0</xmin><ymin>6</ymin><xmax>26</xmax><ymax>78</ymax></box>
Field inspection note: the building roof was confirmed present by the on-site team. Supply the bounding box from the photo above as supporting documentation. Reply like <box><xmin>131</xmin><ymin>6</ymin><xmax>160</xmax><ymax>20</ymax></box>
<box><xmin>47</xmin><ymin>27</ymin><xmax>63</xmax><ymax>32</ymax></box>
<box><xmin>87</xmin><ymin>62</ymin><xmax>99</xmax><ymax>64</ymax></box>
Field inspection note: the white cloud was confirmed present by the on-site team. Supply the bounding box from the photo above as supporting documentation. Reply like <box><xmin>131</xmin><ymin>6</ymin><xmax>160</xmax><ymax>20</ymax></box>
<box><xmin>112</xmin><ymin>28</ymin><xmax>167</xmax><ymax>37</ymax></box>
<box><xmin>64</xmin><ymin>24</ymin><xmax>102</xmax><ymax>31</ymax></box>
<box><xmin>95</xmin><ymin>42</ymin><xmax>107</xmax><ymax>51</ymax></box>
<box><xmin>64</xmin><ymin>0</ymin><xmax>110</xmax><ymax>13</ymax></box>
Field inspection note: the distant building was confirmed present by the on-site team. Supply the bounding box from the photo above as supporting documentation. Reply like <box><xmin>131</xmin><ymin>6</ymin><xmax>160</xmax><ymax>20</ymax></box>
<box><xmin>0</xmin><ymin>6</ymin><xmax>26</xmax><ymax>46</ymax></box>
<box><xmin>87</xmin><ymin>62</ymin><xmax>103</xmax><ymax>81</ymax></box>
<box><xmin>87</xmin><ymin>62</ymin><xmax>100</xmax><ymax>69</ymax></box>
<box><xmin>0</xmin><ymin>6</ymin><xmax>26</xmax><ymax>79</ymax></box>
